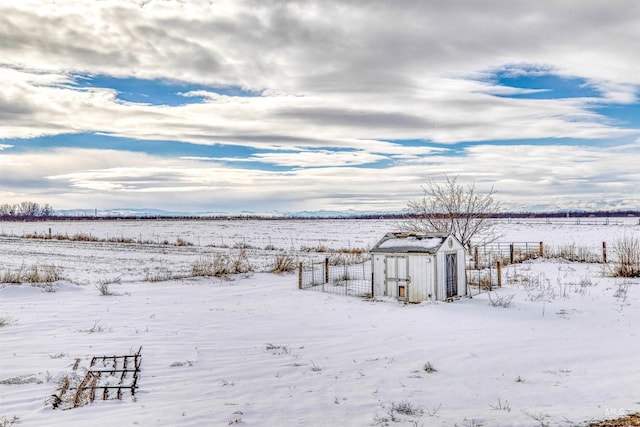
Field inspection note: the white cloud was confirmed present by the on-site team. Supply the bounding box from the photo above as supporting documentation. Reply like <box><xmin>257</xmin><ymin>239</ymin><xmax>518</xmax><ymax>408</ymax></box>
<box><xmin>0</xmin><ymin>1</ymin><xmax>638</xmax><ymax>144</ymax></box>
<box><xmin>0</xmin><ymin>140</ymin><xmax>636</xmax><ymax>212</ymax></box>
<box><xmin>0</xmin><ymin>0</ymin><xmax>638</xmax><ymax>211</ymax></box>
<box><xmin>0</xmin><ymin>67</ymin><xmax>633</xmax><ymax>150</ymax></box>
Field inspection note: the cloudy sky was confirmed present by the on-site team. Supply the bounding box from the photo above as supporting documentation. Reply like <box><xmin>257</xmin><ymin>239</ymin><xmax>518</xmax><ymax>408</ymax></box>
<box><xmin>1</xmin><ymin>0</ymin><xmax>639</xmax><ymax>214</ymax></box>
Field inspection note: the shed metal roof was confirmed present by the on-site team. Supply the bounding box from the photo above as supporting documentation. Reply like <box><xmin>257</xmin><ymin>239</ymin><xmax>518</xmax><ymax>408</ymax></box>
<box><xmin>370</xmin><ymin>232</ymin><xmax>451</xmax><ymax>254</ymax></box>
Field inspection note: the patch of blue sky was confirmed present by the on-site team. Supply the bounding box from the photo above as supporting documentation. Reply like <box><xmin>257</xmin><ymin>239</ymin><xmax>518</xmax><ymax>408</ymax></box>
<box><xmin>382</xmin><ymin>139</ymin><xmax>430</xmax><ymax>147</ymax></box>
<box><xmin>384</xmin><ymin>137</ymin><xmax>632</xmax><ymax>154</ymax></box>
<box><xmin>381</xmin><ymin>139</ymin><xmax>460</xmax><ymax>156</ymax></box>
<box><xmin>479</xmin><ymin>66</ymin><xmax>601</xmax><ymax>100</ymax></box>
<box><xmin>71</xmin><ymin>74</ymin><xmax>260</xmax><ymax>106</ymax></box>
<box><xmin>2</xmin><ymin>132</ymin><xmax>257</xmax><ymax>157</ymax></box>
<box><xmin>592</xmin><ymin>103</ymin><xmax>640</xmax><ymax>128</ymax></box>
<box><xmin>356</xmin><ymin>158</ymin><xmax>393</xmax><ymax>169</ymax></box>
<box><xmin>1</xmin><ymin>133</ymin><xmax>396</xmax><ymax>170</ymax></box>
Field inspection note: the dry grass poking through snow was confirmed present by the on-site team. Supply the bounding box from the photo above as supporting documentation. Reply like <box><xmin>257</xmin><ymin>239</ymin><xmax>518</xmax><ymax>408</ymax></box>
<box><xmin>191</xmin><ymin>250</ymin><xmax>253</xmax><ymax>278</ymax></box>
<box><xmin>0</xmin><ymin>415</ymin><xmax>21</xmax><ymax>427</ymax></box>
<box><xmin>589</xmin><ymin>413</ymin><xmax>640</xmax><ymax>426</ymax></box>
<box><xmin>0</xmin><ymin>264</ymin><xmax>62</xmax><ymax>286</ymax></box>
<box><xmin>611</xmin><ymin>235</ymin><xmax>640</xmax><ymax>278</ymax></box>
<box><xmin>0</xmin><ymin>315</ymin><xmax>14</xmax><ymax>327</ymax></box>
<box><xmin>269</xmin><ymin>253</ymin><xmax>296</xmax><ymax>274</ymax></box>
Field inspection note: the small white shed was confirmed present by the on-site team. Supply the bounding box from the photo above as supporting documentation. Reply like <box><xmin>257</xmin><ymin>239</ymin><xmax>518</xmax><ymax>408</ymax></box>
<box><xmin>370</xmin><ymin>232</ymin><xmax>467</xmax><ymax>302</ymax></box>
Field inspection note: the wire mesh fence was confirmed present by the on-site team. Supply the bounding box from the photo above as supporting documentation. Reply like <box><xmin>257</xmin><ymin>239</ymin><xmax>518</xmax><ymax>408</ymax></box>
<box><xmin>299</xmin><ymin>258</ymin><xmax>372</xmax><ymax>297</ymax></box>
<box><xmin>465</xmin><ymin>262</ymin><xmax>499</xmax><ymax>297</ymax></box>
<box><xmin>298</xmin><ymin>240</ymin><xmax>615</xmax><ymax>300</ymax></box>
<box><xmin>471</xmin><ymin>242</ymin><xmax>544</xmax><ymax>268</ymax></box>
<box><xmin>467</xmin><ymin>240</ymin><xmax>610</xmax><ymax>293</ymax></box>
<box><xmin>471</xmin><ymin>241</ymin><xmax>609</xmax><ymax>268</ymax></box>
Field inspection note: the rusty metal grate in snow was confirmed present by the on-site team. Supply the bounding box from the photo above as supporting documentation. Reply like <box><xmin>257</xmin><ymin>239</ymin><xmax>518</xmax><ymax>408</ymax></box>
<box><xmin>51</xmin><ymin>347</ymin><xmax>141</xmax><ymax>409</ymax></box>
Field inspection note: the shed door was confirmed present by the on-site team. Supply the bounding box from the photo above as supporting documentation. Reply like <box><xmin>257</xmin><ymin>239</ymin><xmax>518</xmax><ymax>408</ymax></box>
<box><xmin>445</xmin><ymin>253</ymin><xmax>457</xmax><ymax>298</ymax></box>
<box><xmin>386</xmin><ymin>256</ymin><xmax>410</xmax><ymax>300</ymax></box>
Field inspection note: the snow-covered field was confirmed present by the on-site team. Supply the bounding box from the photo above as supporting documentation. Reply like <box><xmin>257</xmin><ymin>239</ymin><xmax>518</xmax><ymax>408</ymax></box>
<box><xmin>1</xmin><ymin>218</ymin><xmax>639</xmax><ymax>426</ymax></box>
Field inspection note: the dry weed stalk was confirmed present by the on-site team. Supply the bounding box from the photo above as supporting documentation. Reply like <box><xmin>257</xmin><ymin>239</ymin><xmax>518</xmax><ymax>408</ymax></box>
<box><xmin>612</xmin><ymin>235</ymin><xmax>640</xmax><ymax>277</ymax></box>
<box><xmin>269</xmin><ymin>254</ymin><xmax>296</xmax><ymax>274</ymax></box>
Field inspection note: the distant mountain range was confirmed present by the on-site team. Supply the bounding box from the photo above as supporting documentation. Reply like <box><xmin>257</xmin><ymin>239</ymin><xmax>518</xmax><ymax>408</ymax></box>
<box><xmin>49</xmin><ymin>208</ymin><xmax>640</xmax><ymax>220</ymax></box>
<box><xmin>53</xmin><ymin>207</ymin><xmax>397</xmax><ymax>219</ymax></box>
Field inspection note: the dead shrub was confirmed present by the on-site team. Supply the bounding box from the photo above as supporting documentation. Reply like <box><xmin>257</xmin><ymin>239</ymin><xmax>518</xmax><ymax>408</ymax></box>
<box><xmin>70</xmin><ymin>233</ymin><xmax>98</xmax><ymax>242</ymax></box>
<box><xmin>338</xmin><ymin>247</ymin><xmax>365</xmax><ymax>255</ymax></box>
<box><xmin>96</xmin><ymin>283</ymin><xmax>113</xmax><ymax>297</ymax></box>
<box><xmin>423</xmin><ymin>361</ymin><xmax>437</xmax><ymax>373</ymax></box>
<box><xmin>0</xmin><ymin>415</ymin><xmax>21</xmax><ymax>426</ymax></box>
<box><xmin>25</xmin><ymin>265</ymin><xmax>61</xmax><ymax>283</ymax></box>
<box><xmin>265</xmin><ymin>343</ymin><xmax>290</xmax><ymax>355</ymax></box>
<box><xmin>108</xmin><ymin>236</ymin><xmax>134</xmax><ymax>244</ymax></box>
<box><xmin>300</xmin><ymin>244</ymin><xmax>328</xmax><ymax>253</ymax></box>
<box><xmin>0</xmin><ymin>266</ymin><xmax>23</xmax><ymax>284</ymax></box>
<box><xmin>191</xmin><ymin>250</ymin><xmax>252</xmax><ymax>278</ymax></box>
<box><xmin>0</xmin><ymin>264</ymin><xmax>61</xmax><ymax>284</ymax></box>
<box><xmin>0</xmin><ymin>315</ymin><xmax>15</xmax><ymax>327</ymax></box>
<box><xmin>231</xmin><ymin>249</ymin><xmax>252</xmax><ymax>274</ymax></box>
<box><xmin>328</xmin><ymin>252</ymin><xmax>369</xmax><ymax>266</ymax></box>
<box><xmin>191</xmin><ymin>255</ymin><xmax>227</xmax><ymax>277</ymax></box>
<box><xmin>544</xmin><ymin>244</ymin><xmax>601</xmax><ymax>263</ymax></box>
<box><xmin>176</xmin><ymin>238</ymin><xmax>193</xmax><ymax>246</ymax></box>
<box><xmin>487</xmin><ymin>292</ymin><xmax>515</xmax><ymax>308</ymax></box>
<box><xmin>0</xmin><ymin>375</ymin><xmax>43</xmax><ymax>385</ymax></box>
<box><xmin>270</xmin><ymin>254</ymin><xmax>296</xmax><ymax>274</ymax></box>
<box><xmin>144</xmin><ymin>269</ymin><xmax>184</xmax><ymax>282</ymax></box>
<box><xmin>611</xmin><ymin>235</ymin><xmax>640</xmax><ymax>278</ymax></box>
<box><xmin>232</xmin><ymin>241</ymin><xmax>253</xmax><ymax>249</ymax></box>
<box><xmin>96</xmin><ymin>277</ymin><xmax>121</xmax><ymax>296</ymax></box>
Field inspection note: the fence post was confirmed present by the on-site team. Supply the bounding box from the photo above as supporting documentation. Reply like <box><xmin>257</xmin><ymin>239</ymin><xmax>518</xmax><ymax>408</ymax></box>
<box><xmin>602</xmin><ymin>242</ymin><xmax>607</xmax><ymax>263</ymax></box>
<box><xmin>509</xmin><ymin>244</ymin><xmax>514</xmax><ymax>264</ymax></box>
<box><xmin>298</xmin><ymin>262</ymin><xmax>303</xmax><ymax>289</ymax></box>
<box><xmin>344</xmin><ymin>260</ymin><xmax>347</xmax><ymax>295</ymax></box>
<box><xmin>474</xmin><ymin>246</ymin><xmax>479</xmax><ymax>268</ymax></box>
<box><xmin>371</xmin><ymin>270</ymin><xmax>374</xmax><ymax>298</ymax></box>
<box><xmin>325</xmin><ymin>257</ymin><xmax>329</xmax><ymax>284</ymax></box>
<box><xmin>496</xmin><ymin>261</ymin><xmax>502</xmax><ymax>287</ymax></box>
<box><xmin>539</xmin><ymin>241</ymin><xmax>544</xmax><ymax>258</ymax></box>
<box><xmin>488</xmin><ymin>254</ymin><xmax>492</xmax><ymax>290</ymax></box>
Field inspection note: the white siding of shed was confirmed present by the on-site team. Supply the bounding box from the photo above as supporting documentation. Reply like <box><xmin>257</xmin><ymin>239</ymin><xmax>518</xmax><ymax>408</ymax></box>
<box><xmin>407</xmin><ymin>254</ymin><xmax>436</xmax><ymax>302</ymax></box>
<box><xmin>372</xmin><ymin>255</ymin><xmax>386</xmax><ymax>297</ymax></box>
<box><xmin>456</xmin><ymin>248</ymin><xmax>467</xmax><ymax>297</ymax></box>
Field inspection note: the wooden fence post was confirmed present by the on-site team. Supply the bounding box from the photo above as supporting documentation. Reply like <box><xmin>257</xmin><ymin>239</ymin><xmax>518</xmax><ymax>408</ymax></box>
<box><xmin>496</xmin><ymin>261</ymin><xmax>502</xmax><ymax>287</ymax></box>
<box><xmin>474</xmin><ymin>246</ymin><xmax>479</xmax><ymax>268</ymax></box>
<box><xmin>371</xmin><ymin>269</ymin><xmax>375</xmax><ymax>298</ymax></box>
<box><xmin>325</xmin><ymin>257</ymin><xmax>329</xmax><ymax>283</ymax></box>
<box><xmin>539</xmin><ymin>241</ymin><xmax>544</xmax><ymax>258</ymax></box>
<box><xmin>298</xmin><ymin>262</ymin><xmax>303</xmax><ymax>289</ymax></box>
<box><xmin>509</xmin><ymin>244</ymin><xmax>514</xmax><ymax>264</ymax></box>
<box><xmin>602</xmin><ymin>242</ymin><xmax>607</xmax><ymax>263</ymax></box>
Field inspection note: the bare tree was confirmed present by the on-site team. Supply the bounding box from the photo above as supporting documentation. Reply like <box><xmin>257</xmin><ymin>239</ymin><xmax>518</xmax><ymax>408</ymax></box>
<box><xmin>401</xmin><ymin>176</ymin><xmax>500</xmax><ymax>246</ymax></box>
<box><xmin>0</xmin><ymin>203</ymin><xmax>13</xmax><ymax>216</ymax></box>
<box><xmin>18</xmin><ymin>201</ymin><xmax>40</xmax><ymax>217</ymax></box>
<box><xmin>41</xmin><ymin>203</ymin><xmax>54</xmax><ymax>216</ymax></box>
<box><xmin>0</xmin><ymin>201</ymin><xmax>54</xmax><ymax>218</ymax></box>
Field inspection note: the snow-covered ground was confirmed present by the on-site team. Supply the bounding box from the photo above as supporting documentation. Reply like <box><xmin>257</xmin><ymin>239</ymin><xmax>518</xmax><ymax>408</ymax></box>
<box><xmin>1</xmin><ymin>218</ymin><xmax>639</xmax><ymax>426</ymax></box>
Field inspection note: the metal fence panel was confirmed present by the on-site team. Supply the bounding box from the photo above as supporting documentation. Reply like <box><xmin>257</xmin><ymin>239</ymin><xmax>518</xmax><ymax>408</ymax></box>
<box><xmin>300</xmin><ymin>259</ymin><xmax>372</xmax><ymax>297</ymax></box>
